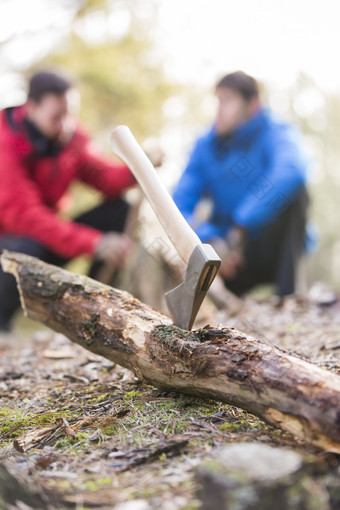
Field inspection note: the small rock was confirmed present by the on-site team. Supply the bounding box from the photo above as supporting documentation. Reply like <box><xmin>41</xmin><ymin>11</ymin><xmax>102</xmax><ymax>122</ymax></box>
<box><xmin>196</xmin><ymin>442</ymin><xmax>330</xmax><ymax>510</ymax></box>
<box><xmin>309</xmin><ymin>282</ymin><xmax>338</xmax><ymax>306</ymax></box>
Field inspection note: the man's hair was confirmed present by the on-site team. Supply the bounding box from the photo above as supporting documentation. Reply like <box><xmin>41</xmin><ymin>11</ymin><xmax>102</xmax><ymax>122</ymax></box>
<box><xmin>216</xmin><ymin>71</ymin><xmax>259</xmax><ymax>101</ymax></box>
<box><xmin>28</xmin><ymin>70</ymin><xmax>73</xmax><ymax>103</ymax></box>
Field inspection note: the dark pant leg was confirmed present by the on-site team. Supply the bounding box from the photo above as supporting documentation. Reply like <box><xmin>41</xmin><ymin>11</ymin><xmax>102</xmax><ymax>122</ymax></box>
<box><xmin>224</xmin><ymin>187</ymin><xmax>309</xmax><ymax>297</ymax></box>
<box><xmin>274</xmin><ymin>188</ymin><xmax>309</xmax><ymax>295</ymax></box>
<box><xmin>0</xmin><ymin>237</ymin><xmax>49</xmax><ymax>329</ymax></box>
<box><xmin>0</xmin><ymin>198</ymin><xmax>130</xmax><ymax>328</ymax></box>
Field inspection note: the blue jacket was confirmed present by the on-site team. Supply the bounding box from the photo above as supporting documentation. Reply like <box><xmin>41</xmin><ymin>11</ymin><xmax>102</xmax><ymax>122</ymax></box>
<box><xmin>173</xmin><ymin>107</ymin><xmax>309</xmax><ymax>241</ymax></box>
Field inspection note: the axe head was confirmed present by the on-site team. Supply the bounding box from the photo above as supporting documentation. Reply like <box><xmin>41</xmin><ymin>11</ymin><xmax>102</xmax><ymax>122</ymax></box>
<box><xmin>165</xmin><ymin>244</ymin><xmax>221</xmax><ymax>331</ymax></box>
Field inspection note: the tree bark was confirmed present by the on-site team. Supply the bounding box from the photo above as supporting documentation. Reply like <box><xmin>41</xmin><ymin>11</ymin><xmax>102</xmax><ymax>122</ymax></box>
<box><xmin>2</xmin><ymin>251</ymin><xmax>340</xmax><ymax>453</ymax></box>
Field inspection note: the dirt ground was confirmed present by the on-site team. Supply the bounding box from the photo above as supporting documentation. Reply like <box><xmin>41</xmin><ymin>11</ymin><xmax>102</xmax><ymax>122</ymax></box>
<box><xmin>1</xmin><ymin>288</ymin><xmax>340</xmax><ymax>509</ymax></box>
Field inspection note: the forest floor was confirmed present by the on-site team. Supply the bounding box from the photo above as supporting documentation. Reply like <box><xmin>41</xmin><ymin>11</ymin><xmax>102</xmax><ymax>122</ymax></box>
<box><xmin>1</xmin><ymin>287</ymin><xmax>340</xmax><ymax>509</ymax></box>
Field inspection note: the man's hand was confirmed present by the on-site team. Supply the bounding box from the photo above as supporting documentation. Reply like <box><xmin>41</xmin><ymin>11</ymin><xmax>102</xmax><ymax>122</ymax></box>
<box><xmin>211</xmin><ymin>227</ymin><xmax>246</xmax><ymax>280</ymax></box>
<box><xmin>226</xmin><ymin>226</ymin><xmax>246</xmax><ymax>253</ymax></box>
<box><xmin>142</xmin><ymin>139</ymin><xmax>164</xmax><ymax>168</ymax></box>
<box><xmin>95</xmin><ymin>232</ymin><xmax>132</xmax><ymax>267</ymax></box>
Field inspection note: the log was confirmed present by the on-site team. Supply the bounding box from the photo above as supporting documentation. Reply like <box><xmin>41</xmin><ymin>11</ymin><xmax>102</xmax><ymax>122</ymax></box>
<box><xmin>2</xmin><ymin>251</ymin><xmax>340</xmax><ymax>453</ymax></box>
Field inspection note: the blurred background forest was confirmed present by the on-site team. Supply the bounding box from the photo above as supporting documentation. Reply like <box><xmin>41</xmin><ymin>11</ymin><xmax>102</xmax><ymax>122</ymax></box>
<box><xmin>0</xmin><ymin>0</ymin><xmax>339</xmax><ymax>289</ymax></box>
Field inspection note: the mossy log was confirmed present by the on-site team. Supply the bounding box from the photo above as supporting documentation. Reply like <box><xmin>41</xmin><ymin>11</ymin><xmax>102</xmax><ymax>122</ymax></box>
<box><xmin>2</xmin><ymin>251</ymin><xmax>340</xmax><ymax>453</ymax></box>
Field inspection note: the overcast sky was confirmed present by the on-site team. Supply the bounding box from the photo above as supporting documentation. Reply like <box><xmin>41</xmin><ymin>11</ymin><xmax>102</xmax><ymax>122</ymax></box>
<box><xmin>1</xmin><ymin>0</ymin><xmax>340</xmax><ymax>92</ymax></box>
<box><xmin>155</xmin><ymin>0</ymin><xmax>340</xmax><ymax>92</ymax></box>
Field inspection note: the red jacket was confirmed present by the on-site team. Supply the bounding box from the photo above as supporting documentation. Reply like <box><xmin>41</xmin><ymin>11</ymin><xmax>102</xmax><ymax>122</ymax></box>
<box><xmin>0</xmin><ymin>105</ymin><xmax>135</xmax><ymax>258</ymax></box>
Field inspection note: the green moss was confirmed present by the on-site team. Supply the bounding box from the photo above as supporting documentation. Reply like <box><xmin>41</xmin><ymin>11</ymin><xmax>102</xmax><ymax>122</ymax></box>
<box><xmin>103</xmin><ymin>425</ymin><xmax>119</xmax><ymax>436</ymax></box>
<box><xmin>87</xmin><ymin>393</ymin><xmax>109</xmax><ymax>403</ymax></box>
<box><xmin>177</xmin><ymin>505</ymin><xmax>199</xmax><ymax>510</ymax></box>
<box><xmin>0</xmin><ymin>406</ymin><xmax>81</xmax><ymax>439</ymax></box>
<box><xmin>81</xmin><ymin>478</ymin><xmax>112</xmax><ymax>491</ymax></box>
<box><xmin>76</xmin><ymin>432</ymin><xmax>89</xmax><ymax>441</ymax></box>
<box><xmin>196</xmin><ymin>404</ymin><xmax>220</xmax><ymax>416</ymax></box>
<box><xmin>123</xmin><ymin>390</ymin><xmax>144</xmax><ymax>399</ymax></box>
<box><xmin>55</xmin><ymin>436</ymin><xmax>79</xmax><ymax>449</ymax></box>
<box><xmin>134</xmin><ymin>487</ymin><xmax>155</xmax><ymax>498</ymax></box>
<box><xmin>220</xmin><ymin>422</ymin><xmax>241</xmax><ymax>432</ymax></box>
<box><xmin>0</xmin><ymin>411</ymin><xmax>29</xmax><ymax>438</ymax></box>
<box><xmin>154</xmin><ymin>325</ymin><xmax>187</xmax><ymax>341</ymax></box>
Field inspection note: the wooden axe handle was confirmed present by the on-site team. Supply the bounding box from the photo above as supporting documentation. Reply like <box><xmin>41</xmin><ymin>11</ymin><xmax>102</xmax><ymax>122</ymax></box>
<box><xmin>111</xmin><ymin>125</ymin><xmax>200</xmax><ymax>265</ymax></box>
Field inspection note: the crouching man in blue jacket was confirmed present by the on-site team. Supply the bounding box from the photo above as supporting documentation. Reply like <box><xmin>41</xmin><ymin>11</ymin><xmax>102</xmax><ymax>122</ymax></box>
<box><xmin>173</xmin><ymin>71</ymin><xmax>309</xmax><ymax>297</ymax></box>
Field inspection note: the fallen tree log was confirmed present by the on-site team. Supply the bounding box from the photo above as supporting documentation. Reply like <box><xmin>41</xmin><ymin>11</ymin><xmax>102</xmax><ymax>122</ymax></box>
<box><xmin>2</xmin><ymin>251</ymin><xmax>340</xmax><ymax>453</ymax></box>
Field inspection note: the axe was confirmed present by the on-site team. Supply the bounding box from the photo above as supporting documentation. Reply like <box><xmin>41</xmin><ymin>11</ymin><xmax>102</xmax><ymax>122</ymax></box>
<box><xmin>111</xmin><ymin>126</ymin><xmax>221</xmax><ymax>330</ymax></box>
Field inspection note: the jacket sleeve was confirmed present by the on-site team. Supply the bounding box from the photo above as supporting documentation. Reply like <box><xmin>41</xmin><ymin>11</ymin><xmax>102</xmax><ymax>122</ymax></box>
<box><xmin>173</xmin><ymin>141</ymin><xmax>221</xmax><ymax>242</ymax></box>
<box><xmin>78</xmin><ymin>140</ymin><xmax>136</xmax><ymax>197</ymax></box>
<box><xmin>0</xmin><ymin>147</ymin><xmax>103</xmax><ymax>259</ymax></box>
<box><xmin>232</xmin><ymin>126</ymin><xmax>308</xmax><ymax>231</ymax></box>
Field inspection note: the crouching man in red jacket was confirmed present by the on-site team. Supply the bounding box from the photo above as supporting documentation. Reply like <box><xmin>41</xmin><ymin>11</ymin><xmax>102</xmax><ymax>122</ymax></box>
<box><xmin>0</xmin><ymin>70</ymin><xmax>137</xmax><ymax>331</ymax></box>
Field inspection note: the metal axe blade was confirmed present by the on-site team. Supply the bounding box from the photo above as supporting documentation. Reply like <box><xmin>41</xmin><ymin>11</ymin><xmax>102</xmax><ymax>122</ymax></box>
<box><xmin>165</xmin><ymin>244</ymin><xmax>221</xmax><ymax>330</ymax></box>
